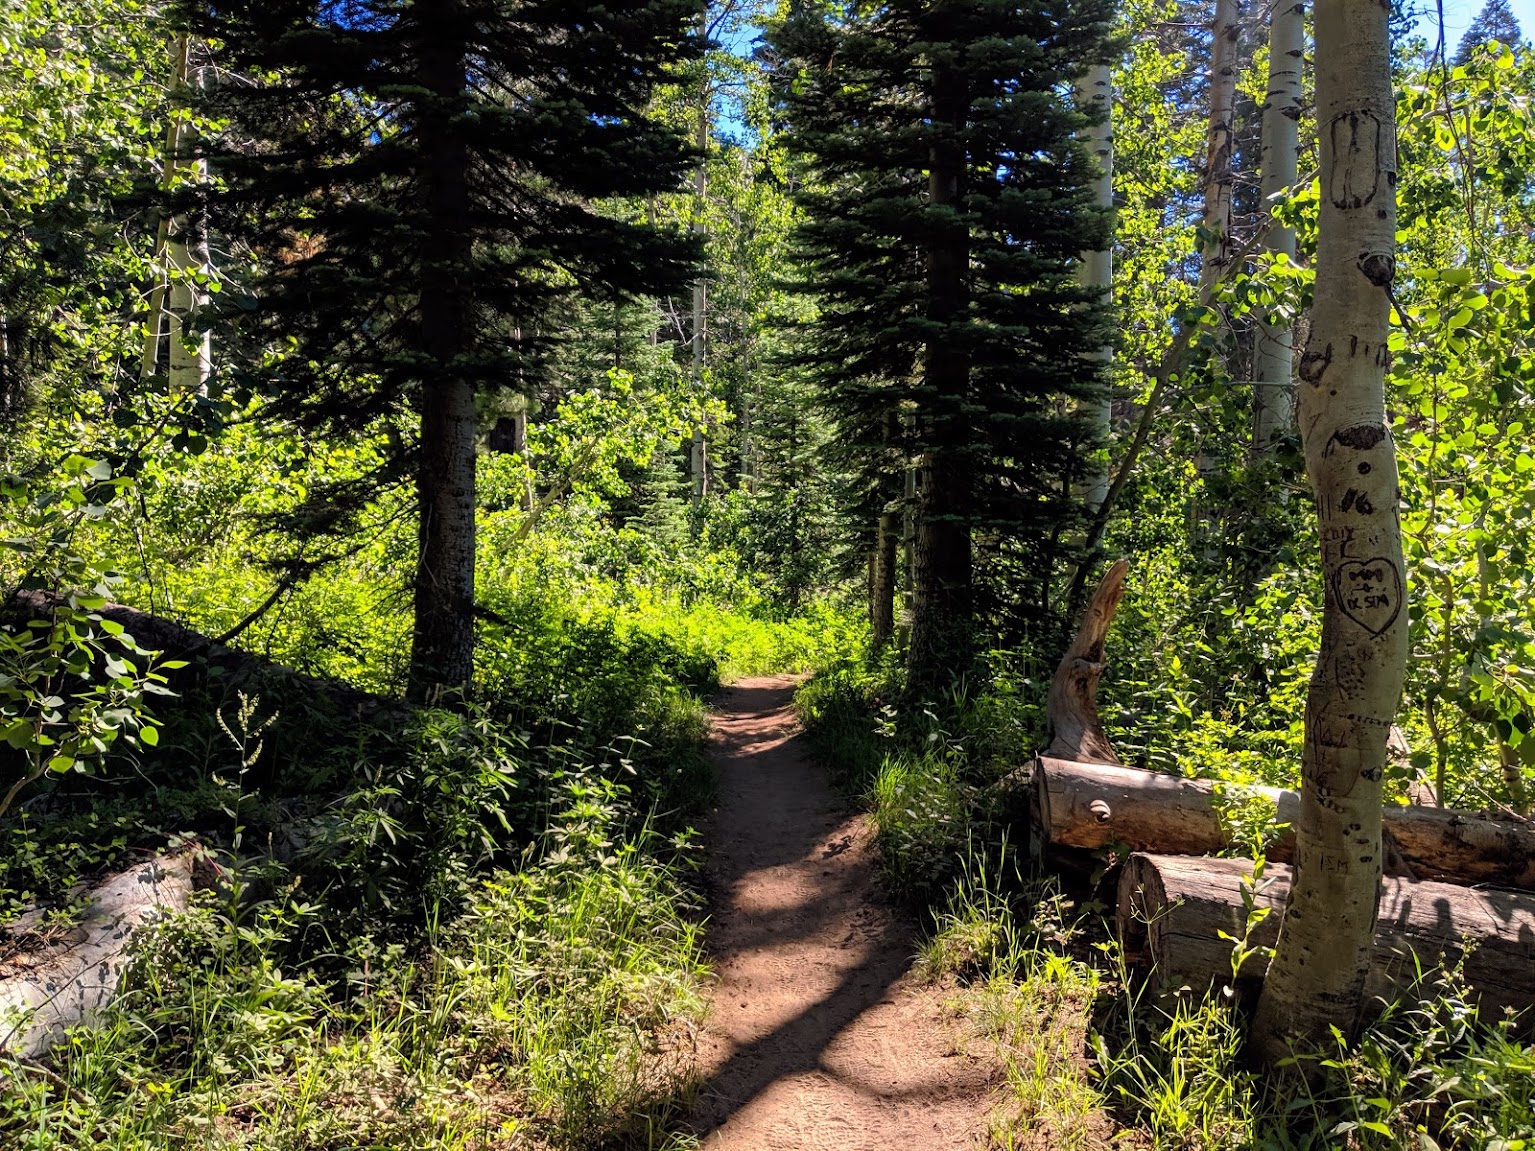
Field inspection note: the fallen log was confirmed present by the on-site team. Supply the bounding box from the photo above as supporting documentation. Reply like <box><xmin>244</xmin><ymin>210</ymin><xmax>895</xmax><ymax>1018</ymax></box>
<box><xmin>1036</xmin><ymin>756</ymin><xmax>1535</xmax><ymax>889</ymax></box>
<box><xmin>1118</xmin><ymin>852</ymin><xmax>1535</xmax><ymax>1020</ymax></box>
<box><xmin>0</xmin><ymin>853</ymin><xmax>196</xmax><ymax>1058</ymax></box>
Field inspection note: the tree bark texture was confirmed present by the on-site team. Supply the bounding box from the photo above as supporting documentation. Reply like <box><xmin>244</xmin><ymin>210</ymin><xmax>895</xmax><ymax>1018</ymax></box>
<box><xmin>870</xmin><ymin>508</ymin><xmax>898</xmax><ymax>652</ymax></box>
<box><xmin>1074</xmin><ymin>63</ymin><xmax>1114</xmax><ymax>512</ymax></box>
<box><xmin>1199</xmin><ymin>0</ymin><xmax>1240</xmax><ymax>293</ymax></box>
<box><xmin>143</xmin><ymin>33</ymin><xmax>208</xmax><ymax>389</ymax></box>
<box><xmin>408</xmin><ymin>21</ymin><xmax>478</xmax><ymax>703</ymax></box>
<box><xmin>1252</xmin><ymin>0</ymin><xmax>1407</xmax><ymax>1061</ymax></box>
<box><xmin>1044</xmin><ymin>559</ymin><xmax>1128</xmax><ymax>763</ymax></box>
<box><xmin>0</xmin><ymin>854</ymin><xmax>195</xmax><ymax>1058</ymax></box>
<box><xmin>1120</xmin><ymin>853</ymin><xmax>1535</xmax><ymax>1022</ymax></box>
<box><xmin>907</xmin><ymin>65</ymin><xmax>973</xmax><ymax>693</ymax></box>
<box><xmin>690</xmin><ymin>104</ymin><xmax>709</xmax><ymax>507</ymax></box>
<box><xmin>1253</xmin><ymin>0</ymin><xmax>1305</xmax><ymax>456</ymax></box>
<box><xmin>1034</xmin><ymin>756</ymin><xmax>1535</xmax><ymax>888</ymax></box>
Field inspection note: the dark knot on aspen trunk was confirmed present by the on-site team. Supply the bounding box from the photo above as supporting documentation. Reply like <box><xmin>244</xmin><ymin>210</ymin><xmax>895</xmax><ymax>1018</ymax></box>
<box><xmin>1358</xmin><ymin>251</ymin><xmax>1395</xmax><ymax>288</ymax></box>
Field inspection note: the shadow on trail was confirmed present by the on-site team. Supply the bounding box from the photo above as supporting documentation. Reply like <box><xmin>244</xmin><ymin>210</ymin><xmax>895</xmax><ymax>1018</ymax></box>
<box><xmin>686</xmin><ymin>678</ymin><xmax>980</xmax><ymax>1144</ymax></box>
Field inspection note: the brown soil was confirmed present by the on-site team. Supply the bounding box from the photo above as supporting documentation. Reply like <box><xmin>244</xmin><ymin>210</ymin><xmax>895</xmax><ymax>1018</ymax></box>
<box><xmin>688</xmin><ymin>675</ymin><xmax>1003</xmax><ymax>1150</ymax></box>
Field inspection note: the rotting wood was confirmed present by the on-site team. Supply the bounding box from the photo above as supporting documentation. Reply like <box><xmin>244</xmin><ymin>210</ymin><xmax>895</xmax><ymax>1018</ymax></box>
<box><xmin>1036</xmin><ymin>756</ymin><xmax>1535</xmax><ymax>889</ymax></box>
<box><xmin>1044</xmin><ymin>559</ymin><xmax>1128</xmax><ymax>764</ymax></box>
<box><xmin>0</xmin><ymin>853</ymin><xmax>196</xmax><ymax>1058</ymax></box>
<box><xmin>1118</xmin><ymin>852</ymin><xmax>1535</xmax><ymax>1023</ymax></box>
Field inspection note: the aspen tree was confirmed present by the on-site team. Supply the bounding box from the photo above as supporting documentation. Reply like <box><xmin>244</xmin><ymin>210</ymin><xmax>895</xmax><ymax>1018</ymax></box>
<box><xmin>1199</xmin><ymin>0</ymin><xmax>1240</xmax><ymax>293</ymax></box>
<box><xmin>1253</xmin><ymin>0</ymin><xmax>1305</xmax><ymax>457</ymax></box>
<box><xmin>691</xmin><ymin>104</ymin><xmax>709</xmax><ymax>506</ymax></box>
<box><xmin>1251</xmin><ymin>0</ymin><xmax>1408</xmax><ymax>1064</ymax></box>
<box><xmin>143</xmin><ymin>33</ymin><xmax>211</xmax><ymax>394</ymax></box>
<box><xmin>1075</xmin><ymin>61</ymin><xmax>1113</xmax><ymax>512</ymax></box>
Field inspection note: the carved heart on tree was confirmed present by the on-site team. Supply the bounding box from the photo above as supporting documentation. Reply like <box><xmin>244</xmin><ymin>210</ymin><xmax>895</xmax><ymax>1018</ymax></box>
<box><xmin>1334</xmin><ymin>557</ymin><xmax>1403</xmax><ymax>636</ymax></box>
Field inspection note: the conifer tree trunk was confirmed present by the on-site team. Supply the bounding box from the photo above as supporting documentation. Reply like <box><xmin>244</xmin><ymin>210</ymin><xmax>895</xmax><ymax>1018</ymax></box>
<box><xmin>1253</xmin><ymin>0</ymin><xmax>1304</xmax><ymax>456</ymax></box>
<box><xmin>1251</xmin><ymin>0</ymin><xmax>1406</xmax><ymax>1064</ymax></box>
<box><xmin>870</xmin><ymin>508</ymin><xmax>898</xmax><ymax>651</ymax></box>
<box><xmin>1075</xmin><ymin>62</ymin><xmax>1114</xmax><ymax>512</ymax></box>
<box><xmin>408</xmin><ymin>22</ymin><xmax>477</xmax><ymax>702</ymax></box>
<box><xmin>908</xmin><ymin>65</ymin><xmax>973</xmax><ymax>692</ymax></box>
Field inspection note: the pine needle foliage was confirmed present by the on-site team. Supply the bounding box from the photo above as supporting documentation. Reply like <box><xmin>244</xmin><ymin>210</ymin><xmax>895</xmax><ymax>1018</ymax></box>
<box><xmin>175</xmin><ymin>0</ymin><xmax>705</xmax><ymax>695</ymax></box>
<box><xmin>768</xmin><ymin>0</ymin><xmax>1117</xmax><ymax>689</ymax></box>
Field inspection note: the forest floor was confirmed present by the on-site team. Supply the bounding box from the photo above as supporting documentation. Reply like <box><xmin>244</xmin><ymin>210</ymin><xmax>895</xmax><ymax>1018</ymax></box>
<box><xmin>687</xmin><ymin>675</ymin><xmax>1005</xmax><ymax>1150</ymax></box>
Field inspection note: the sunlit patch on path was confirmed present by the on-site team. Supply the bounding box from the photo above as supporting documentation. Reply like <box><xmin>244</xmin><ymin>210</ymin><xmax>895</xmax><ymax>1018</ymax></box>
<box><xmin>689</xmin><ymin>675</ymin><xmax>1001</xmax><ymax>1150</ymax></box>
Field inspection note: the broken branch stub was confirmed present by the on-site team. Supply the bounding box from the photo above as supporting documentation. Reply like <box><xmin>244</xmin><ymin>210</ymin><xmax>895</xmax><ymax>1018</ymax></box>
<box><xmin>1045</xmin><ymin>558</ymin><xmax>1128</xmax><ymax>764</ymax></box>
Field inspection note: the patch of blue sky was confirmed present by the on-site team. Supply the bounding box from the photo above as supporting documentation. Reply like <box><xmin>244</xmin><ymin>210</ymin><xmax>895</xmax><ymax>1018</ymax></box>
<box><xmin>1407</xmin><ymin>0</ymin><xmax>1533</xmax><ymax>46</ymax></box>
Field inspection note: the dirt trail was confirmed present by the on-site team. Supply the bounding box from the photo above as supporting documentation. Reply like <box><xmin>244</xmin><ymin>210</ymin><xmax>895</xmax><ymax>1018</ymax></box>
<box><xmin>688</xmin><ymin>675</ymin><xmax>1001</xmax><ymax>1150</ymax></box>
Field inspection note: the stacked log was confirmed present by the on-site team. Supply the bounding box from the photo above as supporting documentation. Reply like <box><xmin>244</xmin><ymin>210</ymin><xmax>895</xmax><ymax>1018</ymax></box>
<box><xmin>1039</xmin><ymin>563</ymin><xmax>1535</xmax><ymax>1015</ymax></box>
<box><xmin>1036</xmin><ymin>757</ymin><xmax>1535</xmax><ymax>889</ymax></box>
<box><xmin>1118</xmin><ymin>853</ymin><xmax>1535</xmax><ymax>1019</ymax></box>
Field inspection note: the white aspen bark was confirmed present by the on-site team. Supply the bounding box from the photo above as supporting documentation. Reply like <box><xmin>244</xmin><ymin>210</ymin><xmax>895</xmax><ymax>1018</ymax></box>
<box><xmin>690</xmin><ymin>105</ymin><xmax>709</xmax><ymax>506</ymax></box>
<box><xmin>1199</xmin><ymin>0</ymin><xmax>1240</xmax><ymax>293</ymax></box>
<box><xmin>148</xmin><ymin>33</ymin><xmax>212</xmax><ymax>395</ymax></box>
<box><xmin>1253</xmin><ymin>0</ymin><xmax>1305</xmax><ymax>456</ymax></box>
<box><xmin>1192</xmin><ymin>0</ymin><xmax>1240</xmax><ymax>535</ymax></box>
<box><xmin>1251</xmin><ymin>0</ymin><xmax>1406</xmax><ymax>1064</ymax></box>
<box><xmin>142</xmin><ymin>35</ymin><xmax>191</xmax><ymax>382</ymax></box>
<box><xmin>1075</xmin><ymin>63</ymin><xmax>1114</xmax><ymax>512</ymax></box>
<box><xmin>901</xmin><ymin>455</ymin><xmax>918</xmax><ymax>628</ymax></box>
<box><xmin>167</xmin><ymin>190</ymin><xmax>212</xmax><ymax>395</ymax></box>
<box><xmin>513</xmin><ymin>409</ymin><xmax>534</xmax><ymax>512</ymax></box>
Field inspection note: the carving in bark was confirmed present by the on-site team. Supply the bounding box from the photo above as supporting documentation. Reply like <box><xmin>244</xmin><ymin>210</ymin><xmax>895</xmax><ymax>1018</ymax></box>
<box><xmin>1045</xmin><ymin>559</ymin><xmax>1129</xmax><ymax>764</ymax></box>
<box><xmin>1251</xmin><ymin>0</ymin><xmax>1407</xmax><ymax>1063</ymax></box>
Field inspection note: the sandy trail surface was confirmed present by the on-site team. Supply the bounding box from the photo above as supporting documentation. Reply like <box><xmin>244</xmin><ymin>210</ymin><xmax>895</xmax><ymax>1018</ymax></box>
<box><xmin>687</xmin><ymin>675</ymin><xmax>1001</xmax><ymax>1150</ymax></box>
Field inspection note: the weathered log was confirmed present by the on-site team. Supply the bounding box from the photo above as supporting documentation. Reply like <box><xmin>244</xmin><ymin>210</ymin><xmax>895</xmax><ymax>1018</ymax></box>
<box><xmin>1036</xmin><ymin>756</ymin><xmax>1535</xmax><ymax>889</ymax></box>
<box><xmin>1119</xmin><ymin>852</ymin><xmax>1535</xmax><ymax>1021</ymax></box>
<box><xmin>0</xmin><ymin>853</ymin><xmax>196</xmax><ymax>1058</ymax></box>
<box><xmin>1045</xmin><ymin>559</ymin><xmax>1128</xmax><ymax>764</ymax></box>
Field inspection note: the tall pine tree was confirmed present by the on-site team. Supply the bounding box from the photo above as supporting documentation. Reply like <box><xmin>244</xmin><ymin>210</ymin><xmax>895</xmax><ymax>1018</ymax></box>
<box><xmin>177</xmin><ymin>0</ymin><xmax>702</xmax><ymax>699</ymax></box>
<box><xmin>770</xmin><ymin>0</ymin><xmax>1115</xmax><ymax>691</ymax></box>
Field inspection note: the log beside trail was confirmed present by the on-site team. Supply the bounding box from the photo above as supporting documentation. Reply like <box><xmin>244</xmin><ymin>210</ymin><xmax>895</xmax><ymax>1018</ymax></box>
<box><xmin>1035</xmin><ymin>757</ymin><xmax>1535</xmax><ymax>889</ymax></box>
<box><xmin>0</xmin><ymin>853</ymin><xmax>196</xmax><ymax>1058</ymax></box>
<box><xmin>1118</xmin><ymin>853</ymin><xmax>1535</xmax><ymax>1020</ymax></box>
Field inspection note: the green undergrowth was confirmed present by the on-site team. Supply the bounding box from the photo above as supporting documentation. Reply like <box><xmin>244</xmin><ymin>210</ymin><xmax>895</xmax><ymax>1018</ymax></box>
<box><xmin>796</xmin><ymin>655</ymin><xmax>1041</xmax><ymax>907</ymax></box>
<box><xmin>916</xmin><ymin>837</ymin><xmax>1535</xmax><ymax>1151</ymax></box>
<box><xmin>803</xmin><ymin>657</ymin><xmax>1535</xmax><ymax>1150</ymax></box>
<box><xmin>3</xmin><ymin>818</ymin><xmax>707</xmax><ymax>1150</ymax></box>
<box><xmin>0</xmin><ymin>561</ymin><xmax>852</xmax><ymax>1149</ymax></box>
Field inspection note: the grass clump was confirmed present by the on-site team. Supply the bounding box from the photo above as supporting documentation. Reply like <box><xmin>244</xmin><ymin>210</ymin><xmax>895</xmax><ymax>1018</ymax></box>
<box><xmin>0</xmin><ymin>789</ymin><xmax>709</xmax><ymax>1150</ymax></box>
<box><xmin>0</xmin><ymin>560</ymin><xmax>842</xmax><ymax>1150</ymax></box>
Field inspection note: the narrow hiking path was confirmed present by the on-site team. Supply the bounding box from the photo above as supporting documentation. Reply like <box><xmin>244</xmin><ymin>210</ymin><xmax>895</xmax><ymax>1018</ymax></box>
<box><xmin>688</xmin><ymin>675</ymin><xmax>1002</xmax><ymax>1150</ymax></box>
